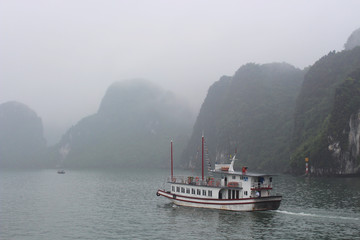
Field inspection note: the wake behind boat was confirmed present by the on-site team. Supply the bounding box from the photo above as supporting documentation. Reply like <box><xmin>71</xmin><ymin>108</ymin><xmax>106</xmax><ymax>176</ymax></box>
<box><xmin>156</xmin><ymin>136</ymin><xmax>282</xmax><ymax>211</ymax></box>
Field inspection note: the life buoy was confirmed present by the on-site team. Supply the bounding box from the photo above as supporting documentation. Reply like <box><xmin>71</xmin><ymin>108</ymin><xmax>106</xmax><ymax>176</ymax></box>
<box><xmin>195</xmin><ymin>177</ymin><xmax>199</xmax><ymax>182</ymax></box>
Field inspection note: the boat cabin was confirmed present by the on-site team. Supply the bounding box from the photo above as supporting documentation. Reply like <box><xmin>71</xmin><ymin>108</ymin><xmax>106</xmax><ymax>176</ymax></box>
<box><xmin>168</xmin><ymin>161</ymin><xmax>274</xmax><ymax>200</ymax></box>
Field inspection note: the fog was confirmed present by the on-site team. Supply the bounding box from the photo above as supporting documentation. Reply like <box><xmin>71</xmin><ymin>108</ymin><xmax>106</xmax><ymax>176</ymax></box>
<box><xmin>1</xmin><ymin>0</ymin><xmax>359</xmax><ymax>144</ymax></box>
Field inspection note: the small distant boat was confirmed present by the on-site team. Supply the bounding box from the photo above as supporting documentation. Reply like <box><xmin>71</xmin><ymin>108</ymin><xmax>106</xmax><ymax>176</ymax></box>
<box><xmin>156</xmin><ymin>136</ymin><xmax>282</xmax><ymax>211</ymax></box>
<box><xmin>57</xmin><ymin>169</ymin><xmax>65</xmax><ymax>174</ymax></box>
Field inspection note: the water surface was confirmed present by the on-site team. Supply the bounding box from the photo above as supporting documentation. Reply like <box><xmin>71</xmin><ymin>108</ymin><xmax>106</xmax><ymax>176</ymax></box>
<box><xmin>1</xmin><ymin>168</ymin><xmax>359</xmax><ymax>239</ymax></box>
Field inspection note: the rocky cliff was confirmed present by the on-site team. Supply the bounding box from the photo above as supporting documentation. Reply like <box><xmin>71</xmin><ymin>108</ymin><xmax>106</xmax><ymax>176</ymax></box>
<box><xmin>52</xmin><ymin>80</ymin><xmax>193</xmax><ymax>168</ymax></box>
<box><xmin>327</xmin><ymin>109</ymin><xmax>360</xmax><ymax>174</ymax></box>
<box><xmin>344</xmin><ymin>27</ymin><xmax>360</xmax><ymax>50</ymax></box>
<box><xmin>0</xmin><ymin>101</ymin><xmax>46</xmax><ymax>168</ymax></box>
<box><xmin>291</xmin><ymin>49</ymin><xmax>360</xmax><ymax>175</ymax></box>
<box><xmin>320</xmin><ymin>69</ymin><xmax>360</xmax><ymax>175</ymax></box>
<box><xmin>182</xmin><ymin>63</ymin><xmax>304</xmax><ymax>172</ymax></box>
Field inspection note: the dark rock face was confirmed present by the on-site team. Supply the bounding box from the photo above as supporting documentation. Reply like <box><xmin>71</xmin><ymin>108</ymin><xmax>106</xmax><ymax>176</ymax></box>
<box><xmin>321</xmin><ymin>69</ymin><xmax>360</xmax><ymax>176</ymax></box>
<box><xmin>0</xmin><ymin>101</ymin><xmax>46</xmax><ymax>168</ymax></box>
<box><xmin>291</xmin><ymin>49</ymin><xmax>360</xmax><ymax>176</ymax></box>
<box><xmin>348</xmin><ymin>111</ymin><xmax>360</xmax><ymax>165</ymax></box>
<box><xmin>326</xmin><ymin>110</ymin><xmax>360</xmax><ymax>175</ymax></box>
<box><xmin>183</xmin><ymin>63</ymin><xmax>304</xmax><ymax>172</ymax></box>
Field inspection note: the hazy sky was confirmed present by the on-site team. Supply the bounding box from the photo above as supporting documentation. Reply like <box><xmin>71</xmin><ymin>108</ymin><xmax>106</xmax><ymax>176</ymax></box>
<box><xmin>1</xmin><ymin>0</ymin><xmax>359</xmax><ymax>144</ymax></box>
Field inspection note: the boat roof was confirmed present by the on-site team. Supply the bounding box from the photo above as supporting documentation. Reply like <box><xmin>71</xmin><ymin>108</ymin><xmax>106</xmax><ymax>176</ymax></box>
<box><xmin>211</xmin><ymin>169</ymin><xmax>274</xmax><ymax>177</ymax></box>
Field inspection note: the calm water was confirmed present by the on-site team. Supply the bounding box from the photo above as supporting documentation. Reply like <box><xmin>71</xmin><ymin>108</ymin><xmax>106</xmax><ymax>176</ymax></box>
<box><xmin>1</xmin><ymin>168</ymin><xmax>359</xmax><ymax>240</ymax></box>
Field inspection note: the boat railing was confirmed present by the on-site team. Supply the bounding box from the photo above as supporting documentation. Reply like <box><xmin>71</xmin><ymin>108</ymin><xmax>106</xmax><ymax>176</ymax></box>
<box><xmin>168</xmin><ymin>176</ymin><xmax>222</xmax><ymax>187</ymax></box>
<box><xmin>251</xmin><ymin>182</ymin><xmax>273</xmax><ymax>189</ymax></box>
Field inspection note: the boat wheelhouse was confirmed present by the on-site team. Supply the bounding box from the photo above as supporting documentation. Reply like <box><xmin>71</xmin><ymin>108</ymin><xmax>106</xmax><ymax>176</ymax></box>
<box><xmin>156</xmin><ymin>137</ymin><xmax>282</xmax><ymax>211</ymax></box>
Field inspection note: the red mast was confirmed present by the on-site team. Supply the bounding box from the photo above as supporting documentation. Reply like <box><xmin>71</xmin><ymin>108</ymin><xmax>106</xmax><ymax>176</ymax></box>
<box><xmin>202</xmin><ymin>134</ymin><xmax>204</xmax><ymax>181</ymax></box>
<box><xmin>171</xmin><ymin>140</ymin><xmax>173</xmax><ymax>181</ymax></box>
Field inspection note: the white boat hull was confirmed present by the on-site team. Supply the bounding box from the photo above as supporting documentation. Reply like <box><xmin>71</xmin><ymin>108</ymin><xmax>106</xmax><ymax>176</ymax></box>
<box><xmin>157</xmin><ymin>189</ymin><xmax>281</xmax><ymax>211</ymax></box>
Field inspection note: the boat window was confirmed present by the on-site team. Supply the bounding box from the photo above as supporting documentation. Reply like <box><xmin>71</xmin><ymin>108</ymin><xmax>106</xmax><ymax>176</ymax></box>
<box><xmin>244</xmin><ymin>191</ymin><xmax>248</xmax><ymax>196</ymax></box>
<box><xmin>270</xmin><ymin>177</ymin><xmax>272</xmax><ymax>182</ymax></box>
<box><xmin>232</xmin><ymin>176</ymin><xmax>236</xmax><ymax>180</ymax></box>
<box><xmin>181</xmin><ymin>187</ymin><xmax>185</xmax><ymax>193</ymax></box>
<box><xmin>176</xmin><ymin>186</ymin><xmax>180</xmax><ymax>192</ymax></box>
<box><xmin>208</xmin><ymin>190</ymin><xmax>212</xmax><ymax>197</ymax></box>
<box><xmin>202</xmin><ymin>190</ymin><xmax>206</xmax><ymax>196</ymax></box>
<box><xmin>186</xmin><ymin>188</ymin><xmax>190</xmax><ymax>194</ymax></box>
<box><xmin>197</xmin><ymin>189</ymin><xmax>201</xmax><ymax>195</ymax></box>
<box><xmin>240</xmin><ymin>176</ymin><xmax>243</xmax><ymax>180</ymax></box>
<box><xmin>192</xmin><ymin>188</ymin><xmax>195</xmax><ymax>194</ymax></box>
<box><xmin>172</xmin><ymin>186</ymin><xmax>175</xmax><ymax>192</ymax></box>
<box><xmin>236</xmin><ymin>190</ymin><xmax>239</xmax><ymax>199</ymax></box>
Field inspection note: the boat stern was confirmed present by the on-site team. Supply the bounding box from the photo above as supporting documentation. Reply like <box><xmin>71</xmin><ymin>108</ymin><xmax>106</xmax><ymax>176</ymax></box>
<box><xmin>252</xmin><ymin>195</ymin><xmax>282</xmax><ymax>211</ymax></box>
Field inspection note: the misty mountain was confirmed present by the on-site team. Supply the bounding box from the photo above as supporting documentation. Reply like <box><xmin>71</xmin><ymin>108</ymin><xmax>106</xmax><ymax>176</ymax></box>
<box><xmin>53</xmin><ymin>80</ymin><xmax>193</xmax><ymax>168</ymax></box>
<box><xmin>344</xmin><ymin>27</ymin><xmax>360</xmax><ymax>50</ymax></box>
<box><xmin>291</xmin><ymin>47</ymin><xmax>360</xmax><ymax>175</ymax></box>
<box><xmin>182</xmin><ymin>62</ymin><xmax>304</xmax><ymax>172</ymax></box>
<box><xmin>0</xmin><ymin>101</ymin><xmax>46</xmax><ymax>168</ymax></box>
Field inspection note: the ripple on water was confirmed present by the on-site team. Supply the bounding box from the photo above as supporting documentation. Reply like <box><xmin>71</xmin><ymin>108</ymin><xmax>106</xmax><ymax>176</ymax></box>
<box><xmin>1</xmin><ymin>169</ymin><xmax>360</xmax><ymax>240</ymax></box>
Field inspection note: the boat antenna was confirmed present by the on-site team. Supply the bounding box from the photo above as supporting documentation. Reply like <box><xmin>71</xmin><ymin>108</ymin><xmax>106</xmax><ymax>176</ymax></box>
<box><xmin>171</xmin><ymin>139</ymin><xmax>173</xmax><ymax>182</ymax></box>
<box><xmin>228</xmin><ymin>147</ymin><xmax>238</xmax><ymax>173</ymax></box>
<box><xmin>229</xmin><ymin>154</ymin><xmax>236</xmax><ymax>172</ymax></box>
<box><xmin>202</xmin><ymin>133</ymin><xmax>204</xmax><ymax>181</ymax></box>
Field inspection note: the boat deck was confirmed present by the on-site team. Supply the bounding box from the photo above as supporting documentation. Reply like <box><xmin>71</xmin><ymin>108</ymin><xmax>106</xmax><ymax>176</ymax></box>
<box><xmin>168</xmin><ymin>175</ymin><xmax>273</xmax><ymax>190</ymax></box>
<box><xmin>168</xmin><ymin>176</ymin><xmax>221</xmax><ymax>187</ymax></box>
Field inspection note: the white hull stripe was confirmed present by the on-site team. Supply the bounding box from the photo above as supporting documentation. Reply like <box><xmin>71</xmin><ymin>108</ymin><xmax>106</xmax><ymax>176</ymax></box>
<box><xmin>157</xmin><ymin>189</ymin><xmax>281</xmax><ymax>205</ymax></box>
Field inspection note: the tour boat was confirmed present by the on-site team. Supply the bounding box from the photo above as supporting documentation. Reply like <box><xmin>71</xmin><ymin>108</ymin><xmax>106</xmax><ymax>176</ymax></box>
<box><xmin>156</xmin><ymin>136</ymin><xmax>282</xmax><ymax>211</ymax></box>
